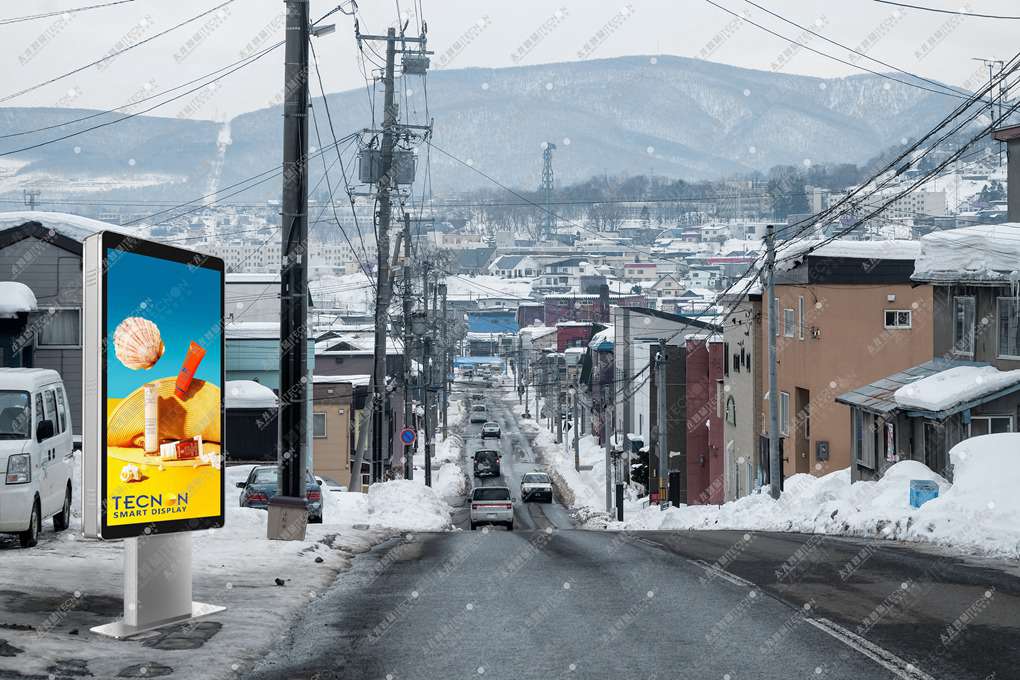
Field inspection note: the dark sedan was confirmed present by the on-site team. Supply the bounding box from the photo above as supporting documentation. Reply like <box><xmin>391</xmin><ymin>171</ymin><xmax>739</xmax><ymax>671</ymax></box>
<box><xmin>236</xmin><ymin>465</ymin><xmax>323</xmax><ymax>523</ymax></box>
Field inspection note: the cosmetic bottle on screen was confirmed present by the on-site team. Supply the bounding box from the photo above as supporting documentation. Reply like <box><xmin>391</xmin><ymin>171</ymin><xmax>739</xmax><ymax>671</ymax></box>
<box><xmin>175</xmin><ymin>342</ymin><xmax>206</xmax><ymax>398</ymax></box>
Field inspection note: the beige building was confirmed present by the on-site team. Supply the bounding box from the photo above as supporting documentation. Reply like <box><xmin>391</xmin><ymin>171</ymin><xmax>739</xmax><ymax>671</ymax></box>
<box><xmin>312</xmin><ymin>380</ymin><xmax>354</xmax><ymax>487</ymax></box>
<box><xmin>761</xmin><ymin>243</ymin><xmax>933</xmax><ymax>478</ymax></box>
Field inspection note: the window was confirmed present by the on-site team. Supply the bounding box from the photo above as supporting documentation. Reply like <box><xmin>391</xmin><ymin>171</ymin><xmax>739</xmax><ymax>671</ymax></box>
<box><xmin>37</xmin><ymin>308</ymin><xmax>81</xmax><ymax>348</ymax></box>
<box><xmin>884</xmin><ymin>309</ymin><xmax>912</xmax><ymax>329</ymax></box>
<box><xmin>969</xmin><ymin>415</ymin><xmax>1012</xmax><ymax>436</ymax></box>
<box><xmin>42</xmin><ymin>389</ymin><xmax>56</xmax><ymax>428</ymax></box>
<box><xmin>855</xmin><ymin>410</ymin><xmax>877</xmax><ymax>469</ymax></box>
<box><xmin>725</xmin><ymin>396</ymin><xmax>736</xmax><ymax>426</ymax></box>
<box><xmin>953</xmin><ymin>297</ymin><xmax>976</xmax><ymax>356</ymax></box>
<box><xmin>998</xmin><ymin>298</ymin><xmax>1020</xmax><ymax>359</ymax></box>
<box><xmin>312</xmin><ymin>412</ymin><xmax>327</xmax><ymax>438</ymax></box>
<box><xmin>780</xmin><ymin>391</ymin><xmax>790</xmax><ymax>436</ymax></box>
<box><xmin>783</xmin><ymin>309</ymin><xmax>795</xmax><ymax>338</ymax></box>
<box><xmin>732</xmin><ymin>353</ymin><xmax>740</xmax><ymax>374</ymax></box>
<box><xmin>798</xmin><ymin>296</ymin><xmax>805</xmax><ymax>340</ymax></box>
<box><xmin>54</xmin><ymin>387</ymin><xmax>67</xmax><ymax>433</ymax></box>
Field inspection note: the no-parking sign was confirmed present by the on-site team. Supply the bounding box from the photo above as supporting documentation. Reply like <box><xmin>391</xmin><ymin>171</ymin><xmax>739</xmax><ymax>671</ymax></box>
<box><xmin>400</xmin><ymin>427</ymin><xmax>417</xmax><ymax>446</ymax></box>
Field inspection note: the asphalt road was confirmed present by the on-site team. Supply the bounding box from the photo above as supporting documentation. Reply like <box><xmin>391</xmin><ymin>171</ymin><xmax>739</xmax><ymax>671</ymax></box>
<box><xmin>250</xmin><ymin>380</ymin><xmax>1020</xmax><ymax>680</ymax></box>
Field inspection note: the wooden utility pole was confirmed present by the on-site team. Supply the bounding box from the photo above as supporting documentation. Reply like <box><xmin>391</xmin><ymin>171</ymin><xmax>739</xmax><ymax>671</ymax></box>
<box><xmin>402</xmin><ymin>212</ymin><xmax>413</xmax><ymax>479</ymax></box>
<box><xmin>766</xmin><ymin>224</ymin><xmax>782</xmax><ymax>500</ymax></box>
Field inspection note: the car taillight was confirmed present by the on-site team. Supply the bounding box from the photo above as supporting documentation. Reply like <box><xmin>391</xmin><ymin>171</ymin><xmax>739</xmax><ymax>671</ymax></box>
<box><xmin>471</xmin><ymin>503</ymin><xmax>480</xmax><ymax>510</ymax></box>
<box><xmin>307</xmin><ymin>490</ymin><xmax>321</xmax><ymax>502</ymax></box>
<box><xmin>247</xmin><ymin>491</ymin><xmax>268</xmax><ymax>503</ymax></box>
<box><xmin>5</xmin><ymin>453</ymin><xmax>30</xmax><ymax>485</ymax></box>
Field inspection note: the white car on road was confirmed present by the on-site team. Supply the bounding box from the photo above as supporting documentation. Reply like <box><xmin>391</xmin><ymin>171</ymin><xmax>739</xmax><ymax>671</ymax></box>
<box><xmin>469</xmin><ymin>486</ymin><xmax>514</xmax><ymax>531</ymax></box>
<box><xmin>521</xmin><ymin>472</ymin><xmax>554</xmax><ymax>503</ymax></box>
<box><xmin>0</xmin><ymin>369</ymin><xmax>74</xmax><ymax>548</ymax></box>
<box><xmin>469</xmin><ymin>404</ymin><xmax>488</xmax><ymax>423</ymax></box>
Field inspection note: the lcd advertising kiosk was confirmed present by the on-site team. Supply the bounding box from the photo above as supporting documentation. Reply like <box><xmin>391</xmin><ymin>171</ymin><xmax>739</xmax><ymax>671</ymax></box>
<box><xmin>82</xmin><ymin>231</ymin><xmax>225</xmax><ymax>637</ymax></box>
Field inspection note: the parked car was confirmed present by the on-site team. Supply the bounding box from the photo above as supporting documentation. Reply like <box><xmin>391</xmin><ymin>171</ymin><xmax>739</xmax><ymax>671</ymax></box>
<box><xmin>520</xmin><ymin>471</ymin><xmax>553</xmax><ymax>503</ymax></box>
<box><xmin>237</xmin><ymin>465</ymin><xmax>323</xmax><ymax>523</ymax></box>
<box><xmin>472</xmin><ymin>449</ymin><xmax>501</xmax><ymax>478</ymax></box>
<box><xmin>470</xmin><ymin>393</ymin><xmax>485</xmax><ymax>402</ymax></box>
<box><xmin>0</xmin><ymin>369</ymin><xmax>74</xmax><ymax>548</ymax></box>
<box><xmin>469</xmin><ymin>486</ymin><xmax>514</xmax><ymax>531</ymax></box>
<box><xmin>469</xmin><ymin>404</ymin><xmax>488</xmax><ymax>423</ymax></box>
<box><xmin>481</xmin><ymin>421</ymin><xmax>501</xmax><ymax>439</ymax></box>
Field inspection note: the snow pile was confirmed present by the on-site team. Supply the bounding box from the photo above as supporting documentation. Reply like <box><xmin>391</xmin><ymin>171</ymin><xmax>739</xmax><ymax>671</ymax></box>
<box><xmin>352</xmin><ymin>480</ymin><xmax>453</xmax><ymax>532</ymax></box>
<box><xmin>912</xmin><ymin>223</ymin><xmax>1020</xmax><ymax>283</ymax></box>
<box><xmin>777</xmin><ymin>239</ymin><xmax>920</xmax><ymax>271</ymax></box>
<box><xmin>0</xmin><ymin>281</ymin><xmax>37</xmax><ymax>317</ymax></box>
<box><xmin>225</xmin><ymin>380</ymin><xmax>278</xmax><ymax>408</ymax></box>
<box><xmin>894</xmin><ymin>365</ymin><xmax>1020</xmax><ymax>411</ymax></box>
<box><xmin>615</xmin><ymin>436</ymin><xmax>1020</xmax><ymax>557</ymax></box>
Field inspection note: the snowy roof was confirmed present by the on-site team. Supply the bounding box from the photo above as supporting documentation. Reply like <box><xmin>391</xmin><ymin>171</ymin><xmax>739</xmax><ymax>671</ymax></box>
<box><xmin>777</xmin><ymin>239</ymin><xmax>920</xmax><ymax>272</ymax></box>
<box><xmin>225</xmin><ymin>380</ymin><xmax>277</xmax><ymax>409</ymax></box>
<box><xmin>836</xmin><ymin>359</ymin><xmax>980</xmax><ymax>415</ymax></box>
<box><xmin>894</xmin><ymin>365</ymin><xmax>1020</xmax><ymax>413</ymax></box>
<box><xmin>912</xmin><ymin>223</ymin><xmax>1020</xmax><ymax>284</ymax></box>
<box><xmin>0</xmin><ymin>211</ymin><xmax>125</xmax><ymax>242</ymax></box>
<box><xmin>0</xmin><ymin>282</ymin><xmax>37</xmax><ymax>318</ymax></box>
<box><xmin>589</xmin><ymin>327</ymin><xmax>614</xmax><ymax>351</ymax></box>
<box><xmin>519</xmin><ymin>325</ymin><xmax>557</xmax><ymax>339</ymax></box>
<box><xmin>313</xmin><ymin>374</ymin><xmax>370</xmax><ymax>387</ymax></box>
<box><xmin>226</xmin><ymin>272</ymin><xmax>279</xmax><ymax>283</ymax></box>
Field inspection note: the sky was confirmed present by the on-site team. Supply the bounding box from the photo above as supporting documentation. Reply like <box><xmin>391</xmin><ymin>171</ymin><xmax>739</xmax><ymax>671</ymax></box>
<box><xmin>106</xmin><ymin>249</ymin><xmax>222</xmax><ymax>398</ymax></box>
<box><xmin>2</xmin><ymin>0</ymin><xmax>1018</xmax><ymax>120</ymax></box>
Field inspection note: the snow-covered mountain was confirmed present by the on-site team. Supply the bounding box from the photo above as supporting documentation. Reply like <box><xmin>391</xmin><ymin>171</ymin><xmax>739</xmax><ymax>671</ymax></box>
<box><xmin>0</xmin><ymin>55</ymin><xmax>965</xmax><ymax>203</ymax></box>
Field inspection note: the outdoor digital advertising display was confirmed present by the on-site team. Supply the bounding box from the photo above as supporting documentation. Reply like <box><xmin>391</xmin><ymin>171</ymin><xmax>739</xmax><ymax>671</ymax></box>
<box><xmin>83</xmin><ymin>231</ymin><xmax>225</xmax><ymax>539</ymax></box>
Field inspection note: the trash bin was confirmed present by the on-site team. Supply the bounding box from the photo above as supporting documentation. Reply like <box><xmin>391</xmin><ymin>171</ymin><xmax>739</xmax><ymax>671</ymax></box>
<box><xmin>909</xmin><ymin>479</ymin><xmax>939</xmax><ymax>508</ymax></box>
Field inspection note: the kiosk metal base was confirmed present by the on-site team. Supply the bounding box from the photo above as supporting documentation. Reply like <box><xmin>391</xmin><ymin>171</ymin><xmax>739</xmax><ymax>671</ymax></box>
<box><xmin>90</xmin><ymin>532</ymin><xmax>225</xmax><ymax>639</ymax></box>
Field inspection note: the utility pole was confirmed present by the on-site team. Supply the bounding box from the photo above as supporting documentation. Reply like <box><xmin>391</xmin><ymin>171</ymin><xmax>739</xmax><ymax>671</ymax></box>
<box><xmin>439</xmin><ymin>282</ymin><xmax>448</xmax><ymax>440</ymax></box>
<box><xmin>766</xmin><ymin>224</ymin><xmax>782</xmax><ymax>500</ymax></box>
<box><xmin>555</xmin><ymin>357</ymin><xmax>563</xmax><ymax>445</ymax></box>
<box><xmin>572</xmin><ymin>388</ymin><xmax>580</xmax><ymax>471</ymax></box>
<box><xmin>604</xmin><ymin>382</ymin><xmax>613</xmax><ymax>513</ymax></box>
<box><xmin>369</xmin><ymin>27</ymin><xmax>398</xmax><ymax>485</ymax></box>
<box><xmin>271</xmin><ymin>0</ymin><xmax>310</xmax><ymax>538</ymax></box>
<box><xmin>421</xmin><ymin>265</ymin><xmax>433</xmax><ymax>486</ymax></box>
<box><xmin>402</xmin><ymin>212</ymin><xmax>413</xmax><ymax>480</ymax></box>
<box><xmin>621</xmin><ymin>307</ymin><xmax>631</xmax><ymax>484</ymax></box>
<box><xmin>656</xmin><ymin>339</ymin><xmax>668</xmax><ymax>505</ymax></box>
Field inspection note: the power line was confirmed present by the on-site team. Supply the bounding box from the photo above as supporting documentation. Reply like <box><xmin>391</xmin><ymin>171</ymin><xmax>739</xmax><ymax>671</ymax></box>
<box><xmin>703</xmin><ymin>0</ymin><xmax>974</xmax><ymax>101</ymax></box>
<box><xmin>0</xmin><ymin>0</ymin><xmax>135</xmax><ymax>26</ymax></box>
<box><xmin>873</xmin><ymin>0</ymin><xmax>1020</xmax><ymax>19</ymax></box>
<box><xmin>0</xmin><ymin>0</ymin><xmax>238</xmax><ymax>105</ymax></box>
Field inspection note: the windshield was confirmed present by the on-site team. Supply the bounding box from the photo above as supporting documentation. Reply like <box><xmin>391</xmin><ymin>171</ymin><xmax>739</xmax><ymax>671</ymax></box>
<box><xmin>523</xmin><ymin>473</ymin><xmax>550</xmax><ymax>484</ymax></box>
<box><xmin>471</xmin><ymin>405</ymin><xmax>486</xmax><ymax>412</ymax></box>
<box><xmin>0</xmin><ymin>391</ymin><xmax>31</xmax><ymax>439</ymax></box>
<box><xmin>473</xmin><ymin>487</ymin><xmax>511</xmax><ymax>501</ymax></box>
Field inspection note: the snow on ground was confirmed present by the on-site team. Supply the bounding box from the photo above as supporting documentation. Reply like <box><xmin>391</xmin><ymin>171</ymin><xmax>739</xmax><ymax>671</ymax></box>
<box><xmin>894</xmin><ymin>365</ymin><xmax>1020</xmax><ymax>411</ymax></box>
<box><xmin>0</xmin><ymin>443</ymin><xmax>460</xmax><ymax>677</ymax></box>
<box><xmin>410</xmin><ymin>397</ymin><xmax>469</xmax><ymax>500</ymax></box>
<box><xmin>616</xmin><ymin>435</ymin><xmax>1020</xmax><ymax>558</ymax></box>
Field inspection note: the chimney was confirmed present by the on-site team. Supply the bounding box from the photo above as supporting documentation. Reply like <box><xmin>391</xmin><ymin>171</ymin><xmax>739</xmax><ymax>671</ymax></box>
<box><xmin>991</xmin><ymin>125</ymin><xmax>1020</xmax><ymax>222</ymax></box>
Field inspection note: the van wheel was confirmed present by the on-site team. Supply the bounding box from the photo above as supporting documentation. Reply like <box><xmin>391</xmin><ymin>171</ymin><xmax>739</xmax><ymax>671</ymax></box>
<box><xmin>19</xmin><ymin>501</ymin><xmax>41</xmax><ymax>548</ymax></box>
<box><xmin>53</xmin><ymin>485</ymin><xmax>72</xmax><ymax>532</ymax></box>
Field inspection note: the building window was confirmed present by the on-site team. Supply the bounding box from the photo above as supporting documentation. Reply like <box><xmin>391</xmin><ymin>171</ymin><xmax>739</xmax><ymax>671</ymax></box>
<box><xmin>798</xmin><ymin>296</ymin><xmax>805</xmax><ymax>340</ymax></box>
<box><xmin>780</xmin><ymin>391</ymin><xmax>790</xmax><ymax>436</ymax></box>
<box><xmin>884</xmin><ymin>309</ymin><xmax>912</xmax><ymax>329</ymax></box>
<box><xmin>36</xmin><ymin>308</ymin><xmax>82</xmax><ymax>348</ymax></box>
<box><xmin>313</xmin><ymin>412</ymin><xmax>327</xmax><ymax>438</ymax></box>
<box><xmin>725</xmin><ymin>396</ymin><xmax>736</xmax><ymax>426</ymax></box>
<box><xmin>953</xmin><ymin>297</ymin><xmax>976</xmax><ymax>356</ymax></box>
<box><xmin>998</xmin><ymin>298</ymin><xmax>1020</xmax><ymax>359</ymax></box>
<box><xmin>969</xmin><ymin>415</ymin><xmax>1012</xmax><ymax>436</ymax></box>
<box><xmin>855</xmin><ymin>410</ymin><xmax>877</xmax><ymax>469</ymax></box>
<box><xmin>783</xmin><ymin>309</ymin><xmax>795</xmax><ymax>337</ymax></box>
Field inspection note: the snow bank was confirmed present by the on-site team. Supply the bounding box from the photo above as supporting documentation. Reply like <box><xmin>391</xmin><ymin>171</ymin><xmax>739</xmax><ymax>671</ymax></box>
<box><xmin>225</xmin><ymin>380</ymin><xmax>278</xmax><ymax>408</ymax></box>
<box><xmin>0</xmin><ymin>281</ymin><xmax>37</xmax><ymax>317</ymax></box>
<box><xmin>894</xmin><ymin>365</ymin><xmax>1020</xmax><ymax>411</ymax></box>
<box><xmin>617</xmin><ymin>437</ymin><xmax>1020</xmax><ymax>557</ymax></box>
<box><xmin>912</xmin><ymin>223</ymin><xmax>1020</xmax><ymax>283</ymax></box>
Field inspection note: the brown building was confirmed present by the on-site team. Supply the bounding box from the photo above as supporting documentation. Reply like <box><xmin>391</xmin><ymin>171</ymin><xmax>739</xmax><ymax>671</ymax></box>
<box><xmin>312</xmin><ymin>378</ymin><xmax>356</xmax><ymax>488</ymax></box>
<box><xmin>762</xmin><ymin>242</ymin><xmax>933</xmax><ymax>478</ymax></box>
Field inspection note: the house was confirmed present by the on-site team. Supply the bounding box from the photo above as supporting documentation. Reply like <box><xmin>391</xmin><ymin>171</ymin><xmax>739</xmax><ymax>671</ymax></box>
<box><xmin>836</xmin><ymin>222</ymin><xmax>1020</xmax><ymax>479</ymax></box>
<box><xmin>488</xmin><ymin>255</ymin><xmax>540</xmax><ymax>278</ymax></box>
<box><xmin>0</xmin><ymin>213</ymin><xmax>119</xmax><ymax>435</ymax></box>
<box><xmin>516</xmin><ymin>302</ymin><xmax>544</xmax><ymax>328</ymax></box>
<box><xmin>534</xmin><ymin>257</ymin><xmax>590</xmax><ymax>294</ymax></box>
<box><xmin>762</xmin><ymin>239</ymin><xmax>933</xmax><ymax>481</ymax></box>
<box><xmin>224</xmin><ymin>379</ymin><xmax>278</xmax><ymax>461</ymax></box>
<box><xmin>544</xmin><ymin>293</ymin><xmax>643</xmax><ymax>325</ymax></box>
<box><xmin>556</xmin><ymin>322</ymin><xmax>603</xmax><ymax>352</ymax></box>
<box><xmin>0</xmin><ymin>282</ymin><xmax>38</xmax><ymax>368</ymax></box>
<box><xmin>621</xmin><ymin>261</ymin><xmax>659</xmax><ymax>284</ymax></box>
<box><xmin>685</xmin><ymin>335</ymin><xmax>726</xmax><ymax>505</ymax></box>
<box><xmin>721</xmin><ymin>287</ymin><xmax>763</xmax><ymax>501</ymax></box>
<box><xmin>312</xmin><ymin>377</ymin><xmax>358</xmax><ymax>488</ymax></box>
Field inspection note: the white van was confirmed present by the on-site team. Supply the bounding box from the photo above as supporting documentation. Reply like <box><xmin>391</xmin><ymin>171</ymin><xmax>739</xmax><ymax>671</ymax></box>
<box><xmin>0</xmin><ymin>368</ymin><xmax>74</xmax><ymax>547</ymax></box>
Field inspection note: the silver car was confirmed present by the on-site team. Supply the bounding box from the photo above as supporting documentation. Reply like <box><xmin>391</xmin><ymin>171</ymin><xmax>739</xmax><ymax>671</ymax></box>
<box><xmin>469</xmin><ymin>486</ymin><xmax>514</xmax><ymax>531</ymax></box>
<box><xmin>481</xmin><ymin>421</ymin><xmax>501</xmax><ymax>439</ymax></box>
<box><xmin>469</xmin><ymin>404</ymin><xmax>488</xmax><ymax>423</ymax></box>
<box><xmin>521</xmin><ymin>471</ymin><xmax>553</xmax><ymax>503</ymax></box>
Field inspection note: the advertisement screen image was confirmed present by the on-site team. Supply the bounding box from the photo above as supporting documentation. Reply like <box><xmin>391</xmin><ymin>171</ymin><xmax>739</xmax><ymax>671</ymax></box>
<box><xmin>104</xmin><ymin>247</ymin><xmax>223</xmax><ymax>532</ymax></box>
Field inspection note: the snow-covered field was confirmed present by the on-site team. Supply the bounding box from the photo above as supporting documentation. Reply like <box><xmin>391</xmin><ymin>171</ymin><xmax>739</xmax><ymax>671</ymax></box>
<box><xmin>0</xmin><ymin>443</ymin><xmax>461</xmax><ymax>678</ymax></box>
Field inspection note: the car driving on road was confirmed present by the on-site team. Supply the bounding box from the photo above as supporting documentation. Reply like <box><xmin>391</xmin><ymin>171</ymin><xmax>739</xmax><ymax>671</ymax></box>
<box><xmin>469</xmin><ymin>485</ymin><xmax>514</xmax><ymax>531</ymax></box>
<box><xmin>469</xmin><ymin>404</ymin><xmax>488</xmax><ymax>423</ymax></box>
<box><xmin>520</xmin><ymin>471</ymin><xmax>553</xmax><ymax>503</ymax></box>
<box><xmin>237</xmin><ymin>465</ymin><xmax>323</xmax><ymax>523</ymax></box>
<box><xmin>481</xmin><ymin>421</ymin><xmax>501</xmax><ymax>439</ymax></box>
<box><xmin>472</xmin><ymin>449</ymin><xmax>501</xmax><ymax>478</ymax></box>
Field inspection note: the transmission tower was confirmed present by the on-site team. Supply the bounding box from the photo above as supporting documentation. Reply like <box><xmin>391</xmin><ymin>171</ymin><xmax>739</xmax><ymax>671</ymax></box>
<box><xmin>23</xmin><ymin>188</ymin><xmax>40</xmax><ymax>211</ymax></box>
<box><xmin>540</xmin><ymin>142</ymin><xmax>556</xmax><ymax>241</ymax></box>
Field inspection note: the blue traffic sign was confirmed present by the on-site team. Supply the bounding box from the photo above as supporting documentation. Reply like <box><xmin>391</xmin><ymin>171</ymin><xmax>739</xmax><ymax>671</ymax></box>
<box><xmin>400</xmin><ymin>427</ymin><xmax>417</xmax><ymax>446</ymax></box>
